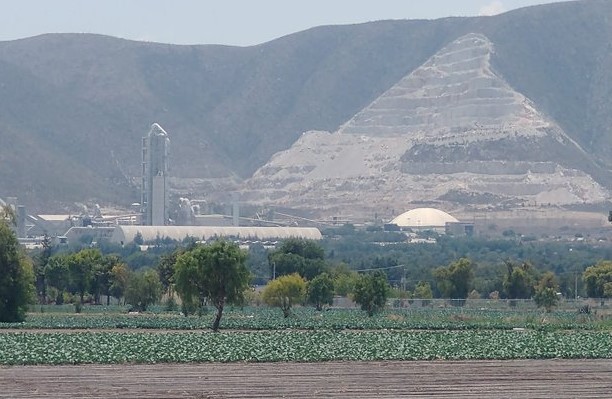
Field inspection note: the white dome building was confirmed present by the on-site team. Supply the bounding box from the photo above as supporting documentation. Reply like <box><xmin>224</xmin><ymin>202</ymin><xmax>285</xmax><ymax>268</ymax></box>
<box><xmin>390</xmin><ymin>208</ymin><xmax>459</xmax><ymax>232</ymax></box>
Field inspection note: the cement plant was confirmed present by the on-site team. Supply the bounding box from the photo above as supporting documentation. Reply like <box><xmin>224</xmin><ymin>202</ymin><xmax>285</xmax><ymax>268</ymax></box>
<box><xmin>3</xmin><ymin>20</ymin><xmax>612</xmax><ymax>246</ymax></box>
<box><xmin>2</xmin><ymin>112</ymin><xmax>609</xmax><ymax>249</ymax></box>
<box><xmin>1</xmin><ymin>123</ymin><xmax>326</xmax><ymax>248</ymax></box>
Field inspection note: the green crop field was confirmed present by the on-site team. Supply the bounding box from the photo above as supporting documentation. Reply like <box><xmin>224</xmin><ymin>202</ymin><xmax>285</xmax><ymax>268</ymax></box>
<box><xmin>1</xmin><ymin>307</ymin><xmax>610</xmax><ymax>365</ymax></box>
<box><xmin>2</xmin><ymin>306</ymin><xmax>609</xmax><ymax>331</ymax></box>
<box><xmin>0</xmin><ymin>330</ymin><xmax>610</xmax><ymax>365</ymax></box>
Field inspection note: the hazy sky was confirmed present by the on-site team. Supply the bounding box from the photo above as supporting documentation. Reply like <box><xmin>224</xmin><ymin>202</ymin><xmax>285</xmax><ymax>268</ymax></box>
<box><xmin>2</xmin><ymin>0</ymin><xmax>566</xmax><ymax>46</ymax></box>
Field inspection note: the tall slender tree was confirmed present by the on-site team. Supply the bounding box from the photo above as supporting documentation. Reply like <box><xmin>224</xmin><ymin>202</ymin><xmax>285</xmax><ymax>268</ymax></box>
<box><xmin>109</xmin><ymin>262</ymin><xmax>130</xmax><ymax>305</ymax></box>
<box><xmin>157</xmin><ymin>248</ymin><xmax>185</xmax><ymax>298</ymax></box>
<box><xmin>33</xmin><ymin>235</ymin><xmax>52</xmax><ymax>304</ymax></box>
<box><xmin>92</xmin><ymin>254</ymin><xmax>117</xmax><ymax>305</ymax></box>
<box><xmin>45</xmin><ymin>254</ymin><xmax>70</xmax><ymax>304</ymax></box>
<box><xmin>0</xmin><ymin>206</ymin><xmax>35</xmax><ymax>322</ymax></box>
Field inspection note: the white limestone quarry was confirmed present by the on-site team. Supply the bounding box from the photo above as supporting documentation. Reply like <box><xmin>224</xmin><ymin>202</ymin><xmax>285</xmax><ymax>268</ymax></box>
<box><xmin>242</xmin><ymin>33</ymin><xmax>609</xmax><ymax>220</ymax></box>
<box><xmin>339</xmin><ymin>34</ymin><xmax>549</xmax><ymax>138</ymax></box>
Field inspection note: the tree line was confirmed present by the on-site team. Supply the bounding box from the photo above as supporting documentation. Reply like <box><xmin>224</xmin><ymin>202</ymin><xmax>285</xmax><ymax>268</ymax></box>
<box><xmin>2</xmin><ymin>210</ymin><xmax>612</xmax><ymax>327</ymax></box>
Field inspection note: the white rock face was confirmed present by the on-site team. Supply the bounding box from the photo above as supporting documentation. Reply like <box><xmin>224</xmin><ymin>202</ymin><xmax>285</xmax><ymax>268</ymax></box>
<box><xmin>339</xmin><ymin>34</ymin><xmax>548</xmax><ymax>138</ymax></box>
<box><xmin>242</xmin><ymin>33</ymin><xmax>609</xmax><ymax>220</ymax></box>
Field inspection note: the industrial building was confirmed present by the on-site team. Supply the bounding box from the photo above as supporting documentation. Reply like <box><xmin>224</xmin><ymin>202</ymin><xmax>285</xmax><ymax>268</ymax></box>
<box><xmin>386</xmin><ymin>207</ymin><xmax>473</xmax><ymax>235</ymax></box>
<box><xmin>2</xmin><ymin>120</ymin><xmax>325</xmax><ymax>248</ymax></box>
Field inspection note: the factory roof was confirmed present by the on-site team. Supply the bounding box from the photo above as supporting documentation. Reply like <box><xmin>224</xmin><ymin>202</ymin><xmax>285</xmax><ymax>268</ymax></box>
<box><xmin>36</xmin><ymin>214</ymin><xmax>71</xmax><ymax>221</ymax></box>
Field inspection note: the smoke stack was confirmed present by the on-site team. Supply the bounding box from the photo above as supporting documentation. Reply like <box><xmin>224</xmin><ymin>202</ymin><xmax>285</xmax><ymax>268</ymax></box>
<box><xmin>142</xmin><ymin>123</ymin><xmax>170</xmax><ymax>226</ymax></box>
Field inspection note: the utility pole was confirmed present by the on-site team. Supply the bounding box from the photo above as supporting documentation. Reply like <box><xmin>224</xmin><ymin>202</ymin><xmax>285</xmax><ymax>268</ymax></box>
<box><xmin>574</xmin><ymin>267</ymin><xmax>578</xmax><ymax>301</ymax></box>
<box><xmin>570</xmin><ymin>248</ymin><xmax>577</xmax><ymax>301</ymax></box>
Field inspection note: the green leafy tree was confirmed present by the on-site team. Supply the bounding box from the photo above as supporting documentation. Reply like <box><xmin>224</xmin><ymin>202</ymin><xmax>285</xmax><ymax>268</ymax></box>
<box><xmin>413</xmin><ymin>280</ymin><xmax>433</xmax><ymax>298</ymax></box>
<box><xmin>124</xmin><ymin>269</ymin><xmax>162</xmax><ymax>311</ymax></box>
<box><xmin>268</xmin><ymin>238</ymin><xmax>327</xmax><ymax>280</ymax></box>
<box><xmin>174</xmin><ymin>241</ymin><xmax>250</xmax><ymax>331</ymax></box>
<box><xmin>157</xmin><ymin>248</ymin><xmax>184</xmax><ymax>298</ymax></box>
<box><xmin>91</xmin><ymin>254</ymin><xmax>118</xmax><ymax>305</ymax></box>
<box><xmin>32</xmin><ymin>235</ymin><xmax>52</xmax><ymax>304</ymax></box>
<box><xmin>413</xmin><ymin>281</ymin><xmax>433</xmax><ymax>306</ymax></box>
<box><xmin>353</xmin><ymin>271</ymin><xmax>390</xmax><ymax>316</ymax></box>
<box><xmin>45</xmin><ymin>254</ymin><xmax>71</xmax><ymax>304</ymax></box>
<box><xmin>109</xmin><ymin>262</ymin><xmax>130</xmax><ymax>305</ymax></box>
<box><xmin>534</xmin><ymin>272</ymin><xmax>559</xmax><ymax>312</ymax></box>
<box><xmin>307</xmin><ymin>272</ymin><xmax>335</xmax><ymax>311</ymax></box>
<box><xmin>330</xmin><ymin>264</ymin><xmax>358</xmax><ymax>297</ymax></box>
<box><xmin>583</xmin><ymin>261</ymin><xmax>612</xmax><ymax>298</ymax></box>
<box><xmin>605</xmin><ymin>282</ymin><xmax>612</xmax><ymax>298</ymax></box>
<box><xmin>503</xmin><ymin>261</ymin><xmax>535</xmax><ymax>305</ymax></box>
<box><xmin>434</xmin><ymin>258</ymin><xmax>474</xmax><ymax>305</ymax></box>
<box><xmin>68</xmin><ymin>248</ymin><xmax>103</xmax><ymax>304</ymax></box>
<box><xmin>0</xmin><ymin>212</ymin><xmax>35</xmax><ymax>322</ymax></box>
<box><xmin>262</xmin><ymin>273</ymin><xmax>307</xmax><ymax>317</ymax></box>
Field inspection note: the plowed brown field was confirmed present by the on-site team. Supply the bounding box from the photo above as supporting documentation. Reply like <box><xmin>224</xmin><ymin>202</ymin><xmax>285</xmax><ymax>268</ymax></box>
<box><xmin>1</xmin><ymin>359</ymin><xmax>611</xmax><ymax>398</ymax></box>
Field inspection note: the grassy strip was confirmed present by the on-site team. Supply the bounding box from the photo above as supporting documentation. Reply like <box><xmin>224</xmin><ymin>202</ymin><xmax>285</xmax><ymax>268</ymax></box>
<box><xmin>0</xmin><ymin>330</ymin><xmax>610</xmax><ymax>365</ymax></box>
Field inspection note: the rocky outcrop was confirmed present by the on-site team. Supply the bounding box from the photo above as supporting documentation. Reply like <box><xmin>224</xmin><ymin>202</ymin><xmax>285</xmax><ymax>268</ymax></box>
<box><xmin>243</xmin><ymin>34</ymin><xmax>610</xmax><ymax>220</ymax></box>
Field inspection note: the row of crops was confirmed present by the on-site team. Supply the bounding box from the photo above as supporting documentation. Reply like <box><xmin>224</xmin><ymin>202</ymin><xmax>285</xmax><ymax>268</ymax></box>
<box><xmin>1</xmin><ymin>307</ymin><xmax>608</xmax><ymax>331</ymax></box>
<box><xmin>0</xmin><ymin>330</ymin><xmax>609</xmax><ymax>365</ymax></box>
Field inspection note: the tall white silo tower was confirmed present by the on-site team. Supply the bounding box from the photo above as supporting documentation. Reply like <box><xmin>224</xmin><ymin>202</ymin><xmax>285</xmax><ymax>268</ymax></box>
<box><xmin>141</xmin><ymin>123</ymin><xmax>170</xmax><ymax>226</ymax></box>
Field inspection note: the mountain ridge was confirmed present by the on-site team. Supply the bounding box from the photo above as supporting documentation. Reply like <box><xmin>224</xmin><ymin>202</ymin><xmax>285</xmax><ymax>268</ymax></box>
<box><xmin>0</xmin><ymin>0</ymin><xmax>611</xmax><ymax>213</ymax></box>
<box><xmin>242</xmin><ymin>32</ymin><xmax>609</xmax><ymax>219</ymax></box>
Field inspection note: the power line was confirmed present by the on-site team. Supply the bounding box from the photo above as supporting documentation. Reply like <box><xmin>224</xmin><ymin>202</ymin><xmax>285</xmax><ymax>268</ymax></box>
<box><xmin>356</xmin><ymin>264</ymin><xmax>406</xmax><ymax>272</ymax></box>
